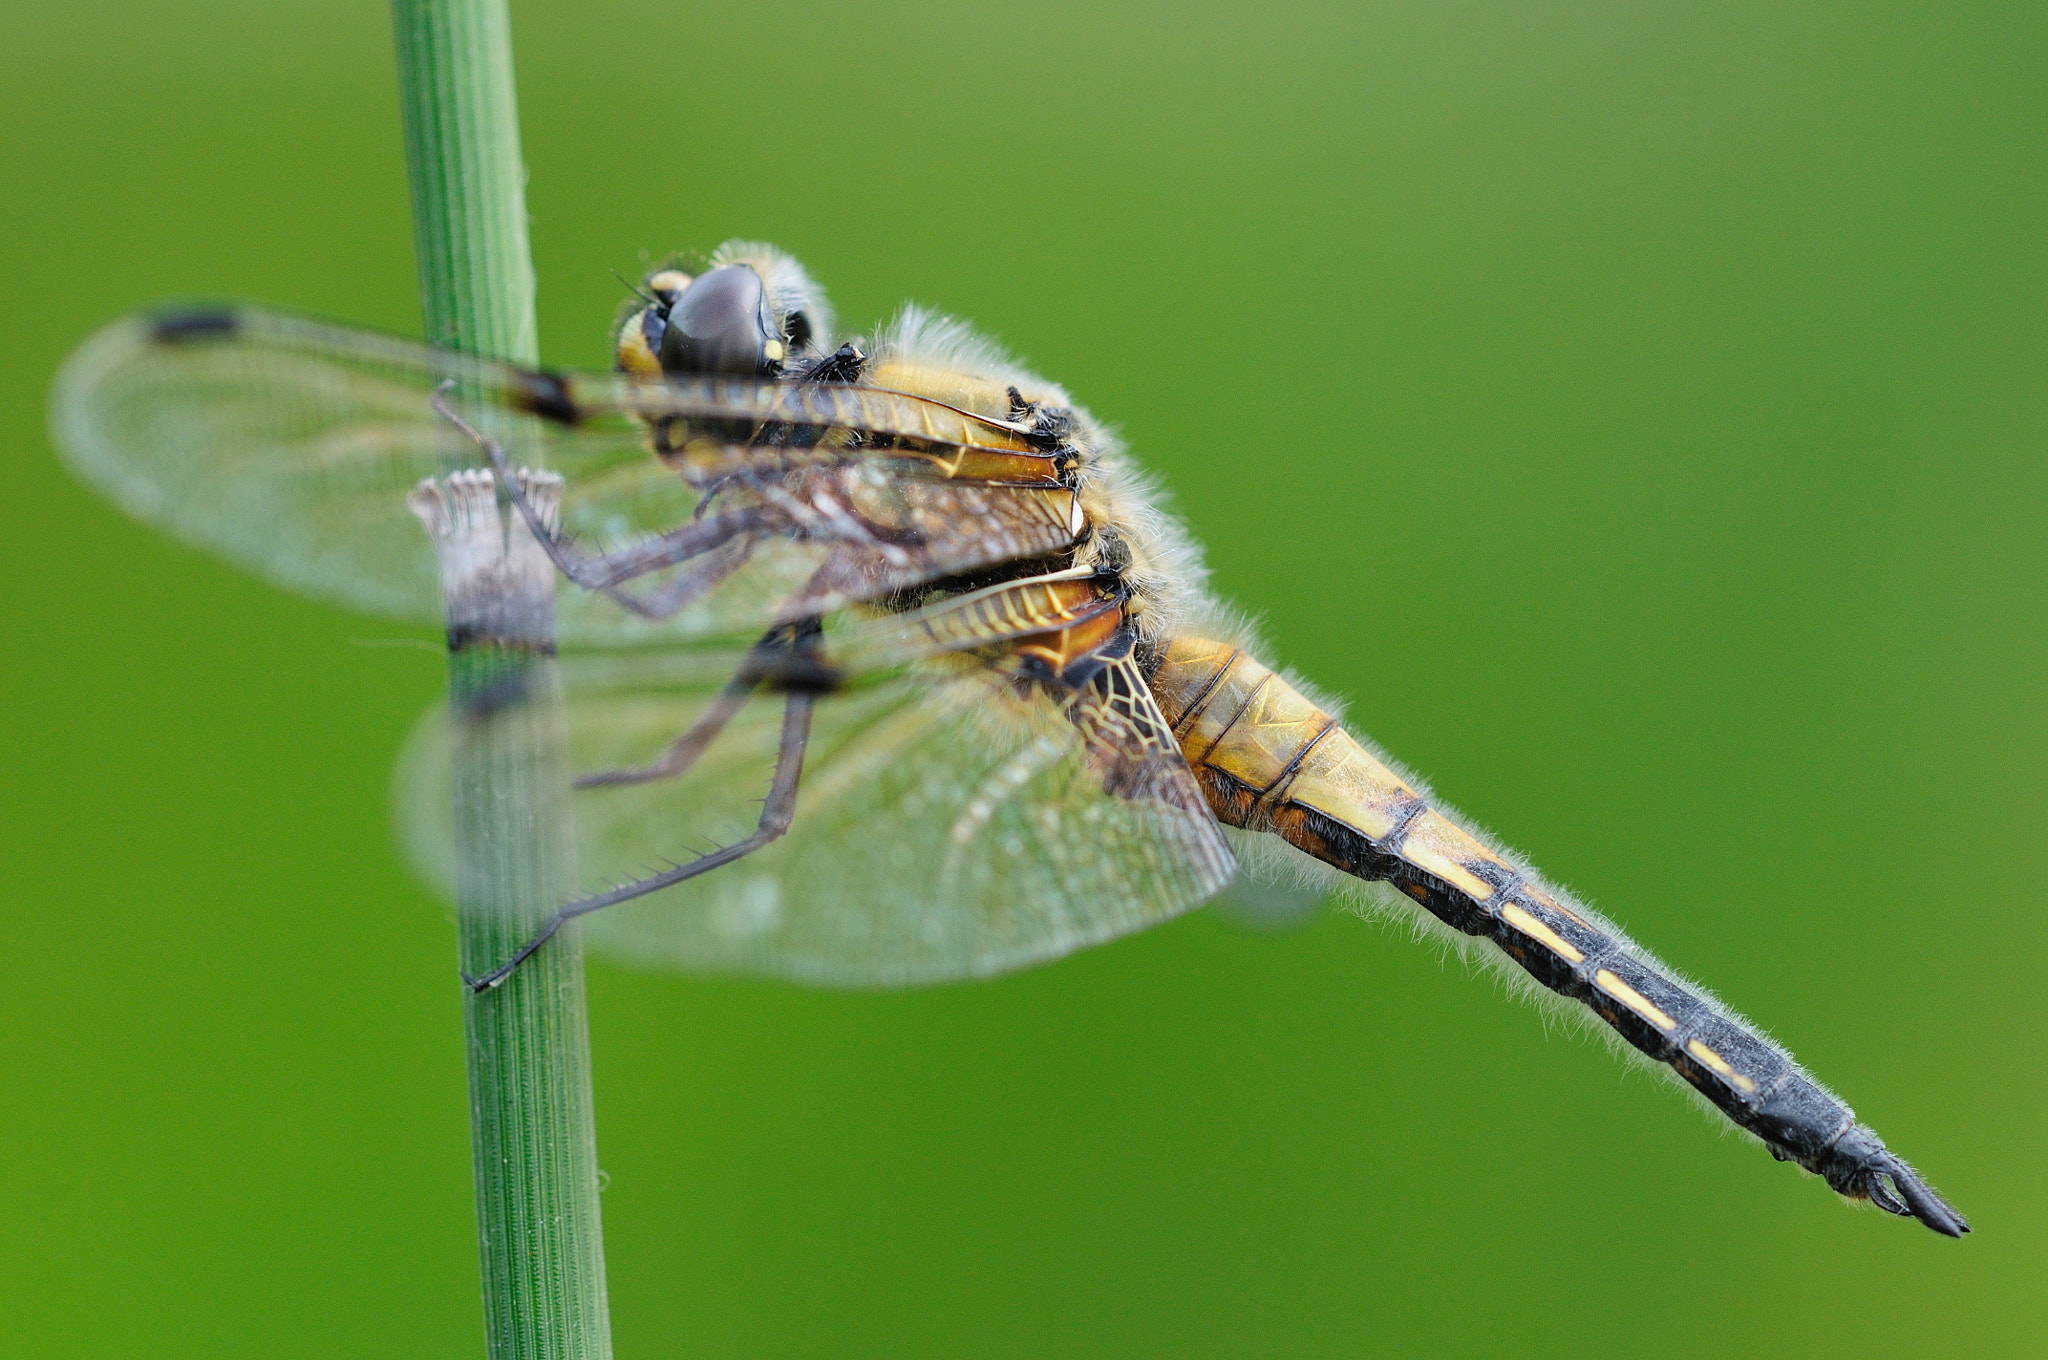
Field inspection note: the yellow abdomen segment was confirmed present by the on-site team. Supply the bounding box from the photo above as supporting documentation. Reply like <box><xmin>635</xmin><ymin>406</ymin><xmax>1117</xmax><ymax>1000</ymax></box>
<box><xmin>1147</xmin><ymin>637</ymin><xmax>1513</xmax><ymax>899</ymax></box>
<box><xmin>1141</xmin><ymin>636</ymin><xmax>1966</xmax><ymax>1235</ymax></box>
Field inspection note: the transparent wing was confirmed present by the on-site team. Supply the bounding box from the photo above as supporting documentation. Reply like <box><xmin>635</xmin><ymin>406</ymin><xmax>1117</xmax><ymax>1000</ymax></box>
<box><xmin>398</xmin><ymin>635</ymin><xmax>1236</xmax><ymax>985</ymax></box>
<box><xmin>51</xmin><ymin>306</ymin><xmax>1082</xmax><ymax>645</ymax></box>
<box><xmin>1208</xmin><ymin>840</ymin><xmax>1330</xmax><ymax>932</ymax></box>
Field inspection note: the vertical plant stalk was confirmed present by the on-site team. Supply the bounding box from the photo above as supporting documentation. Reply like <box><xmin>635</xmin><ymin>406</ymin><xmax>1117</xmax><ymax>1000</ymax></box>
<box><xmin>393</xmin><ymin>3</ymin><xmax>612</xmax><ymax>1357</ymax></box>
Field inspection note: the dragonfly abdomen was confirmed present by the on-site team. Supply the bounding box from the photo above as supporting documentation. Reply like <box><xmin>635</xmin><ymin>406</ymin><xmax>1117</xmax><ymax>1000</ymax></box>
<box><xmin>1144</xmin><ymin>636</ymin><xmax>1966</xmax><ymax>1235</ymax></box>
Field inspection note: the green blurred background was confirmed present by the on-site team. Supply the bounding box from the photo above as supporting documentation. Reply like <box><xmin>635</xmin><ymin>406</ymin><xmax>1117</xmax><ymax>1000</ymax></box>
<box><xmin>4</xmin><ymin>0</ymin><xmax>2041</xmax><ymax>1354</ymax></box>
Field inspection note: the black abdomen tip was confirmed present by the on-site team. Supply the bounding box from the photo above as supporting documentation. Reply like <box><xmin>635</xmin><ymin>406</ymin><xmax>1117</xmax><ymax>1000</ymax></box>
<box><xmin>1822</xmin><ymin>1125</ymin><xmax>1970</xmax><ymax>1237</ymax></box>
<box><xmin>1896</xmin><ymin>1176</ymin><xmax>1970</xmax><ymax>1237</ymax></box>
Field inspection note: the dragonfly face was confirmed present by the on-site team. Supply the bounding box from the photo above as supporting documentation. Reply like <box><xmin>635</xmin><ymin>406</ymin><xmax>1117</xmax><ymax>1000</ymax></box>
<box><xmin>616</xmin><ymin>245</ymin><xmax>835</xmax><ymax>380</ymax></box>
<box><xmin>48</xmin><ymin>238</ymin><xmax>1966</xmax><ymax>1237</ymax></box>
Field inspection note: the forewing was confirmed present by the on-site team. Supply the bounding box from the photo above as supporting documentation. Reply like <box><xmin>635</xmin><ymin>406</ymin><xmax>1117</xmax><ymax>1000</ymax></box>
<box><xmin>398</xmin><ymin>641</ymin><xmax>1236</xmax><ymax>985</ymax></box>
<box><xmin>51</xmin><ymin>306</ymin><xmax>1080</xmax><ymax>645</ymax></box>
<box><xmin>53</xmin><ymin>309</ymin><xmax>675</xmax><ymax>631</ymax></box>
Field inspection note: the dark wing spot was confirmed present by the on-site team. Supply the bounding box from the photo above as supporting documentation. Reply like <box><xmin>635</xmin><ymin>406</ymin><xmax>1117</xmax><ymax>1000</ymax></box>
<box><xmin>514</xmin><ymin>369</ymin><xmax>581</xmax><ymax>425</ymax></box>
<box><xmin>149</xmin><ymin>309</ymin><xmax>240</xmax><ymax>344</ymax></box>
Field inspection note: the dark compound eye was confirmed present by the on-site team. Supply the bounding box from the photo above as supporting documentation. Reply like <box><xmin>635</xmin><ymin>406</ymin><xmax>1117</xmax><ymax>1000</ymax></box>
<box><xmin>659</xmin><ymin>263</ymin><xmax>780</xmax><ymax>376</ymax></box>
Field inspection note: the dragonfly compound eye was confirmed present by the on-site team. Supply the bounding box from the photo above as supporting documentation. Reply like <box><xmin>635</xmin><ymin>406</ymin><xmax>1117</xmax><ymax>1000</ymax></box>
<box><xmin>660</xmin><ymin>263</ymin><xmax>784</xmax><ymax>376</ymax></box>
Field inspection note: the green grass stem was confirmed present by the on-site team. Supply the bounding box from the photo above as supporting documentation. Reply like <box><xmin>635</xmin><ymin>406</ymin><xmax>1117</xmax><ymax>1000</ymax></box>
<box><xmin>392</xmin><ymin>2</ymin><xmax>613</xmax><ymax>1355</ymax></box>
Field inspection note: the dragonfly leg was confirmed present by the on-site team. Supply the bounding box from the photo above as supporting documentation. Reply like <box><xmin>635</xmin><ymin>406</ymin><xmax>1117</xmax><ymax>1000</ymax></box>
<box><xmin>598</xmin><ymin>532</ymin><xmax>757</xmax><ymax>621</ymax></box>
<box><xmin>573</xmin><ymin>673</ymin><xmax>757</xmax><ymax>791</ymax></box>
<box><xmin>557</xmin><ymin>508</ymin><xmax>766</xmax><ymax>594</ymax></box>
<box><xmin>428</xmin><ymin>382</ymin><xmax>775</xmax><ymax>617</ymax></box>
<box><xmin>462</xmin><ymin>633</ymin><xmax>820</xmax><ymax>993</ymax></box>
<box><xmin>571</xmin><ymin>618</ymin><xmax>819</xmax><ymax>789</ymax></box>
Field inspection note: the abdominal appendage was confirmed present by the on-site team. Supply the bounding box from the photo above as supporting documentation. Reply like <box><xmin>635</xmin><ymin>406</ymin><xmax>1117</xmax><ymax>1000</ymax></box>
<box><xmin>1144</xmin><ymin>637</ymin><xmax>1966</xmax><ymax>1236</ymax></box>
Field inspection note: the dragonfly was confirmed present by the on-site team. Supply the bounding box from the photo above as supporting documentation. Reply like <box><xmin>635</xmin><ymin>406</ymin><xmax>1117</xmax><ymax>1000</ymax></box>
<box><xmin>51</xmin><ymin>240</ymin><xmax>1966</xmax><ymax>1236</ymax></box>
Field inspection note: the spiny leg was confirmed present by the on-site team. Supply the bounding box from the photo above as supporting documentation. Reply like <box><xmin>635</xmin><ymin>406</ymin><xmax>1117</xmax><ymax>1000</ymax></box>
<box><xmin>566</xmin><ymin>506</ymin><xmax>769</xmax><ymax>594</ymax></box>
<box><xmin>573</xmin><ymin>673</ymin><xmax>757</xmax><ymax>791</ymax></box>
<box><xmin>429</xmin><ymin>382</ymin><xmax>773</xmax><ymax>618</ymax></box>
<box><xmin>615</xmin><ymin>532</ymin><xmax>757</xmax><ymax>620</ymax></box>
<box><xmin>572</xmin><ymin>618</ymin><xmax>817</xmax><ymax>790</ymax></box>
<box><xmin>464</xmin><ymin>675</ymin><xmax>818</xmax><ymax>992</ymax></box>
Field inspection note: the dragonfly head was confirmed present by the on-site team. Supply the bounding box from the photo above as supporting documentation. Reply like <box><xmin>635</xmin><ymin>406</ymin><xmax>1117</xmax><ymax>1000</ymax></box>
<box><xmin>659</xmin><ymin>263</ymin><xmax>784</xmax><ymax>376</ymax></box>
<box><xmin>614</xmin><ymin>263</ymin><xmax>781</xmax><ymax>378</ymax></box>
<box><xmin>615</xmin><ymin>243</ymin><xmax>834</xmax><ymax>380</ymax></box>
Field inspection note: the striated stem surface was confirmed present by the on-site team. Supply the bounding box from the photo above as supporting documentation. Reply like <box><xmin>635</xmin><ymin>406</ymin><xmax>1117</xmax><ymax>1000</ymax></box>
<box><xmin>394</xmin><ymin>3</ymin><xmax>613</xmax><ymax>1355</ymax></box>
